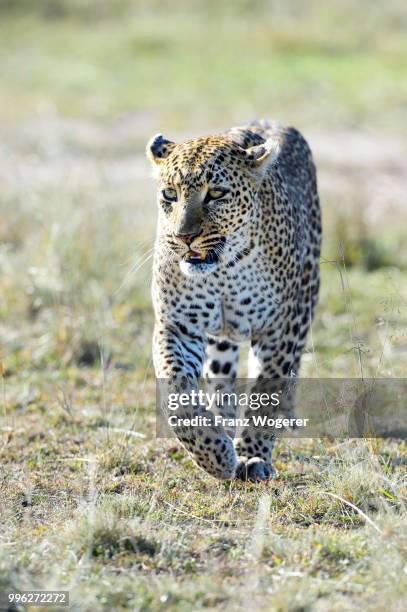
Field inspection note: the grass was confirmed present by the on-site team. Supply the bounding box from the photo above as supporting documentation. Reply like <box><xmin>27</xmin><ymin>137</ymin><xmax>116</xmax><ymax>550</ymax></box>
<box><xmin>0</xmin><ymin>0</ymin><xmax>406</xmax><ymax>130</ymax></box>
<box><xmin>1</xmin><ymin>1</ymin><xmax>407</xmax><ymax>610</ymax></box>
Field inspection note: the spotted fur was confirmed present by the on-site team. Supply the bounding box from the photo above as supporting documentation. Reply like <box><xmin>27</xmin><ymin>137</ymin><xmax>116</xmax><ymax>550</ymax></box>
<box><xmin>147</xmin><ymin>119</ymin><xmax>321</xmax><ymax>481</ymax></box>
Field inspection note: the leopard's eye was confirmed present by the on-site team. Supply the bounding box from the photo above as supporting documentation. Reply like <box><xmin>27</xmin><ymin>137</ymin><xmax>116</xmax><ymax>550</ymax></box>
<box><xmin>162</xmin><ymin>187</ymin><xmax>177</xmax><ymax>201</ymax></box>
<box><xmin>204</xmin><ymin>188</ymin><xmax>229</xmax><ymax>203</ymax></box>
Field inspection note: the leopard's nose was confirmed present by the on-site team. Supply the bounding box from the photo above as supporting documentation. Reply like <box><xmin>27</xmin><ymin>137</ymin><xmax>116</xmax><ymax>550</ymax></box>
<box><xmin>174</xmin><ymin>230</ymin><xmax>201</xmax><ymax>246</ymax></box>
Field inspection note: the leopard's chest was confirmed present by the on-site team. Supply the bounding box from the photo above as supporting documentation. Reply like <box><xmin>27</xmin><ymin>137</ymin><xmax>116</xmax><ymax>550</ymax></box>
<box><xmin>205</xmin><ymin>267</ymin><xmax>280</xmax><ymax>341</ymax></box>
<box><xmin>220</xmin><ymin>296</ymin><xmax>273</xmax><ymax>341</ymax></box>
<box><xmin>158</xmin><ymin>257</ymin><xmax>281</xmax><ymax>341</ymax></box>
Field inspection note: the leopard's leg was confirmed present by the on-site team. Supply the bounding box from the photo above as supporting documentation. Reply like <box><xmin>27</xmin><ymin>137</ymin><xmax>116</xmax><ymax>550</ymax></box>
<box><xmin>154</xmin><ymin>321</ymin><xmax>237</xmax><ymax>479</ymax></box>
<box><xmin>235</xmin><ymin>314</ymin><xmax>302</xmax><ymax>482</ymax></box>
<box><xmin>294</xmin><ymin>252</ymin><xmax>320</xmax><ymax>367</ymax></box>
<box><xmin>203</xmin><ymin>336</ymin><xmax>240</xmax><ymax>438</ymax></box>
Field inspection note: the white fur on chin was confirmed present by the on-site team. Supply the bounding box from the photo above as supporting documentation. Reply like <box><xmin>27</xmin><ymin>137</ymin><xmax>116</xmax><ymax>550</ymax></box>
<box><xmin>179</xmin><ymin>260</ymin><xmax>218</xmax><ymax>277</ymax></box>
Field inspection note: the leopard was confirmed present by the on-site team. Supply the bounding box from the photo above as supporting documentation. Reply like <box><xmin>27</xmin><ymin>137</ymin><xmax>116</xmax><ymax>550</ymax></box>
<box><xmin>146</xmin><ymin>119</ymin><xmax>321</xmax><ymax>482</ymax></box>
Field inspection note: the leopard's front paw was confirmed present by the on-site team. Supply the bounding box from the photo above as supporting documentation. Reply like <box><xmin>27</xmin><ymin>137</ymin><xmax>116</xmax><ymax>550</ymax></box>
<box><xmin>235</xmin><ymin>457</ymin><xmax>274</xmax><ymax>482</ymax></box>
<box><xmin>190</xmin><ymin>434</ymin><xmax>237</xmax><ymax>480</ymax></box>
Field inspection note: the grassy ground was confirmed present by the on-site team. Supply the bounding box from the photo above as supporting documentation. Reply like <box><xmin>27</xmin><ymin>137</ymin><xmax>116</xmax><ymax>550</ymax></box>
<box><xmin>0</xmin><ymin>0</ymin><xmax>407</xmax><ymax>131</ymax></box>
<box><xmin>1</xmin><ymin>1</ymin><xmax>407</xmax><ymax>610</ymax></box>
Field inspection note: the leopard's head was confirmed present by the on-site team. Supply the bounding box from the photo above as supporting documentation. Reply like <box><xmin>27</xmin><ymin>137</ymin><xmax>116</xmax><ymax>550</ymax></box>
<box><xmin>147</xmin><ymin>133</ymin><xmax>278</xmax><ymax>277</ymax></box>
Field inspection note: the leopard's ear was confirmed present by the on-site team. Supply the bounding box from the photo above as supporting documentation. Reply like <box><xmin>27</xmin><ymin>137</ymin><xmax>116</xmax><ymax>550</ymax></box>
<box><xmin>146</xmin><ymin>134</ymin><xmax>176</xmax><ymax>168</ymax></box>
<box><xmin>244</xmin><ymin>138</ymin><xmax>279</xmax><ymax>182</ymax></box>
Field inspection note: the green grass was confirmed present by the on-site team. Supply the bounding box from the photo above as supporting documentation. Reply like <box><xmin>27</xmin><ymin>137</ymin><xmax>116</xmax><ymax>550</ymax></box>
<box><xmin>0</xmin><ymin>0</ymin><xmax>406</xmax><ymax>130</ymax></box>
<box><xmin>1</xmin><ymin>1</ymin><xmax>407</xmax><ymax>609</ymax></box>
<box><xmin>1</xmin><ymin>395</ymin><xmax>406</xmax><ymax>609</ymax></box>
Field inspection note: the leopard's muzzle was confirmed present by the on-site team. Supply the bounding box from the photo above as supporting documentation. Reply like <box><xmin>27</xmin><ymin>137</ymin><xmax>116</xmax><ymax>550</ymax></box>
<box><xmin>179</xmin><ymin>248</ymin><xmax>220</xmax><ymax>277</ymax></box>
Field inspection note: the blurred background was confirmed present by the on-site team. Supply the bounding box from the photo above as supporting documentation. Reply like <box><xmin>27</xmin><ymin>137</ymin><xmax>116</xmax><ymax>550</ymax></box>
<box><xmin>1</xmin><ymin>0</ymin><xmax>406</xmax><ymax>128</ymax></box>
<box><xmin>1</xmin><ymin>0</ymin><xmax>407</xmax><ymax>386</ymax></box>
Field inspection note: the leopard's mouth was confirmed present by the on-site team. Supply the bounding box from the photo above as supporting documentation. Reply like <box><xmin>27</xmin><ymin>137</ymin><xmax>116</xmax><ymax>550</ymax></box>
<box><xmin>183</xmin><ymin>249</ymin><xmax>219</xmax><ymax>265</ymax></box>
<box><xmin>179</xmin><ymin>249</ymin><xmax>219</xmax><ymax>277</ymax></box>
